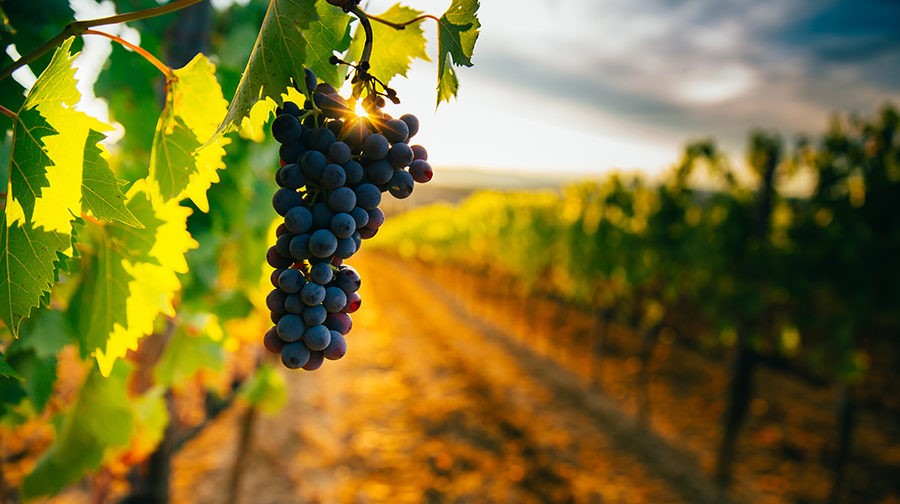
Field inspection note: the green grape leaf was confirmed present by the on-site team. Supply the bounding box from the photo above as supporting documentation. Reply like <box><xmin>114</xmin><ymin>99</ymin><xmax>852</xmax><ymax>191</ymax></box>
<box><xmin>23</xmin><ymin>363</ymin><xmax>134</xmax><ymax>499</ymax></box>
<box><xmin>0</xmin><ymin>38</ymin><xmax>116</xmax><ymax>336</ymax></box>
<box><xmin>154</xmin><ymin>314</ymin><xmax>225</xmax><ymax>387</ymax></box>
<box><xmin>346</xmin><ymin>3</ymin><xmax>429</xmax><ymax>87</ymax></box>
<box><xmin>220</xmin><ymin>0</ymin><xmax>352</xmax><ymax>134</ymax></box>
<box><xmin>436</xmin><ymin>0</ymin><xmax>480</xmax><ymax>106</ymax></box>
<box><xmin>82</xmin><ymin>130</ymin><xmax>141</xmax><ymax>227</ymax></box>
<box><xmin>69</xmin><ymin>180</ymin><xmax>198</xmax><ymax>376</ymax></box>
<box><xmin>149</xmin><ymin>54</ymin><xmax>230</xmax><ymax>211</ymax></box>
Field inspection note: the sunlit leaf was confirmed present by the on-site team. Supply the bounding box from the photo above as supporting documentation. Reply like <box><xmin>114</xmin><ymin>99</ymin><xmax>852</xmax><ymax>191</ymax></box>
<box><xmin>220</xmin><ymin>0</ymin><xmax>351</xmax><ymax>134</ymax></box>
<box><xmin>69</xmin><ymin>180</ymin><xmax>198</xmax><ymax>376</ymax></box>
<box><xmin>346</xmin><ymin>3</ymin><xmax>429</xmax><ymax>88</ymax></box>
<box><xmin>149</xmin><ymin>54</ymin><xmax>230</xmax><ymax>211</ymax></box>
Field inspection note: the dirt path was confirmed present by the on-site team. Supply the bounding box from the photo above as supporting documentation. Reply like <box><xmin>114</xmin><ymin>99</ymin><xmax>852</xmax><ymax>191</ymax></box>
<box><xmin>170</xmin><ymin>251</ymin><xmax>729</xmax><ymax>504</ymax></box>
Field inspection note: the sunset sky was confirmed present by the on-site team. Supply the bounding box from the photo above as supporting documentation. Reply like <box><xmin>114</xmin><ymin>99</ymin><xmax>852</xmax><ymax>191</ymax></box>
<box><xmin>374</xmin><ymin>0</ymin><xmax>900</xmax><ymax>179</ymax></box>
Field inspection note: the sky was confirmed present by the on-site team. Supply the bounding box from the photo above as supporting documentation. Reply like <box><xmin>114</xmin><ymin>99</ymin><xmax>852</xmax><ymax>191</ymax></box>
<box><xmin>54</xmin><ymin>0</ymin><xmax>900</xmax><ymax>180</ymax></box>
<box><xmin>366</xmin><ymin>0</ymin><xmax>900</xmax><ymax>179</ymax></box>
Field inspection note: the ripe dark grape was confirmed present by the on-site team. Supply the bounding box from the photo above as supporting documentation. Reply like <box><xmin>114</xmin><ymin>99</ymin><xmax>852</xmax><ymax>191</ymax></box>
<box><xmin>263</xmin><ymin>68</ymin><xmax>434</xmax><ymax>370</ymax></box>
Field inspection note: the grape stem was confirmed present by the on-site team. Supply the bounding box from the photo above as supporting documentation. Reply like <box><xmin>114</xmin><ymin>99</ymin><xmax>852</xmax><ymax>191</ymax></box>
<box><xmin>349</xmin><ymin>5</ymin><xmax>374</xmax><ymax>72</ymax></box>
<box><xmin>0</xmin><ymin>104</ymin><xmax>15</xmax><ymax>120</ymax></box>
<box><xmin>366</xmin><ymin>13</ymin><xmax>440</xmax><ymax>30</ymax></box>
<box><xmin>0</xmin><ymin>0</ymin><xmax>202</xmax><ymax>83</ymax></box>
<box><xmin>83</xmin><ymin>30</ymin><xmax>174</xmax><ymax>80</ymax></box>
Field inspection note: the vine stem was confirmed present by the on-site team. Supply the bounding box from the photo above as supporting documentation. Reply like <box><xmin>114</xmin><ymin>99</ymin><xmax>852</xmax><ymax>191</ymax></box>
<box><xmin>0</xmin><ymin>104</ymin><xmax>15</xmax><ymax>120</ymax></box>
<box><xmin>366</xmin><ymin>12</ymin><xmax>440</xmax><ymax>30</ymax></box>
<box><xmin>0</xmin><ymin>0</ymin><xmax>202</xmax><ymax>83</ymax></box>
<box><xmin>83</xmin><ymin>30</ymin><xmax>173</xmax><ymax>80</ymax></box>
<box><xmin>349</xmin><ymin>5</ymin><xmax>374</xmax><ymax>69</ymax></box>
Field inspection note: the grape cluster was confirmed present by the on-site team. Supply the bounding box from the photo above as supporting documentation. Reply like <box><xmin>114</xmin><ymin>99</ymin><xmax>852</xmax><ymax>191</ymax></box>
<box><xmin>263</xmin><ymin>68</ymin><xmax>433</xmax><ymax>370</ymax></box>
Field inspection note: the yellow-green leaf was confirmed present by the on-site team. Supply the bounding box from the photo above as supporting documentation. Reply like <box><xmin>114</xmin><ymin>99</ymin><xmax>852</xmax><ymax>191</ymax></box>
<box><xmin>69</xmin><ymin>180</ymin><xmax>198</xmax><ymax>376</ymax></box>
<box><xmin>346</xmin><ymin>3</ymin><xmax>429</xmax><ymax>88</ymax></box>
<box><xmin>149</xmin><ymin>54</ymin><xmax>230</xmax><ymax>211</ymax></box>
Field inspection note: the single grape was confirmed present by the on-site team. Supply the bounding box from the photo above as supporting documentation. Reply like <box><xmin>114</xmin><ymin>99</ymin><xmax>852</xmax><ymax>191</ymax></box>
<box><xmin>270</xmin><ymin>268</ymin><xmax>286</xmax><ymax>288</ymax></box>
<box><xmin>386</xmin><ymin>142</ymin><xmax>414</xmax><ymax>169</ymax></box>
<box><xmin>381</xmin><ymin>118</ymin><xmax>409</xmax><ymax>144</ymax></box>
<box><xmin>263</xmin><ymin>326</ymin><xmax>286</xmax><ymax>354</ymax></box>
<box><xmin>302</xmin><ymin>350</ymin><xmax>325</xmax><ymax>371</ymax></box>
<box><xmin>366</xmin><ymin>159</ymin><xmax>394</xmax><ymax>185</ymax></box>
<box><xmin>284</xmin><ymin>206</ymin><xmax>313</xmax><ymax>234</ymax></box>
<box><xmin>323</xmin><ymin>331</ymin><xmax>347</xmax><ymax>360</ymax></box>
<box><xmin>301</xmin><ymin>150</ymin><xmax>328</xmax><ymax>181</ymax></box>
<box><xmin>272</xmin><ymin>114</ymin><xmax>302</xmax><ymax>144</ymax></box>
<box><xmin>354</xmin><ymin>183</ymin><xmax>382</xmax><ymax>210</ymax></box>
<box><xmin>266</xmin><ymin>246</ymin><xmax>293</xmax><ymax>268</ymax></box>
<box><xmin>400</xmin><ymin>114</ymin><xmax>419</xmax><ymax>139</ymax></box>
<box><xmin>350</xmin><ymin>206</ymin><xmax>369</xmax><ymax>228</ymax></box>
<box><xmin>323</xmin><ymin>286</ymin><xmax>348</xmax><ymax>313</ymax></box>
<box><xmin>275</xmin><ymin>232</ymin><xmax>294</xmax><ymax>258</ymax></box>
<box><xmin>326</xmin><ymin>188</ymin><xmax>355</xmax><ymax>215</ymax></box>
<box><xmin>266</xmin><ymin>288</ymin><xmax>287</xmax><ymax>314</ymax></box>
<box><xmin>367</xmin><ymin>207</ymin><xmax>386</xmax><ymax>229</ymax></box>
<box><xmin>409</xmin><ymin>159</ymin><xmax>433</xmax><ymax>183</ymax></box>
<box><xmin>302</xmin><ymin>304</ymin><xmax>327</xmax><ymax>326</ymax></box>
<box><xmin>324</xmin><ymin>312</ymin><xmax>352</xmax><ymax>335</ymax></box>
<box><xmin>277</xmin><ymin>268</ymin><xmax>305</xmax><ymax>294</ymax></box>
<box><xmin>334</xmin><ymin>236</ymin><xmax>358</xmax><ymax>259</ymax></box>
<box><xmin>285</xmin><ymin>293</ymin><xmax>305</xmax><ymax>314</ymax></box>
<box><xmin>343</xmin><ymin>160</ymin><xmax>364</xmax><ymax>185</ymax></box>
<box><xmin>309</xmin><ymin>261</ymin><xmax>334</xmax><ymax>285</ymax></box>
<box><xmin>303</xmin><ymin>324</ymin><xmax>331</xmax><ymax>351</ymax></box>
<box><xmin>276</xmin><ymin>314</ymin><xmax>305</xmax><ymax>342</ymax></box>
<box><xmin>362</xmin><ymin>133</ymin><xmax>390</xmax><ymax>160</ymax></box>
<box><xmin>320</xmin><ymin>163</ymin><xmax>347</xmax><ymax>190</ymax></box>
<box><xmin>281</xmin><ymin>341</ymin><xmax>311</xmax><ymax>369</ymax></box>
<box><xmin>410</xmin><ymin>144</ymin><xmax>427</xmax><ymax>161</ymax></box>
<box><xmin>308</xmin><ymin>229</ymin><xmax>338</xmax><ymax>258</ymax></box>
<box><xmin>278</xmin><ymin>163</ymin><xmax>307</xmax><ymax>189</ymax></box>
<box><xmin>333</xmin><ymin>265</ymin><xmax>361</xmax><ymax>293</ymax></box>
<box><xmin>272</xmin><ymin>188</ymin><xmax>304</xmax><ymax>216</ymax></box>
<box><xmin>328</xmin><ymin>141</ymin><xmax>352</xmax><ymax>165</ymax></box>
<box><xmin>315</xmin><ymin>82</ymin><xmax>337</xmax><ymax>95</ymax></box>
<box><xmin>300</xmin><ymin>281</ymin><xmax>327</xmax><ymax>306</ymax></box>
<box><xmin>388</xmin><ymin>170</ymin><xmax>415</xmax><ymax>199</ymax></box>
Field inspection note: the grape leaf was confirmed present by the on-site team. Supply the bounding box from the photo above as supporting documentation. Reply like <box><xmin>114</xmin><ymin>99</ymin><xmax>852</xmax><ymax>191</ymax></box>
<box><xmin>345</xmin><ymin>3</ymin><xmax>429</xmax><ymax>87</ymax></box>
<box><xmin>1</xmin><ymin>38</ymin><xmax>135</xmax><ymax>336</ymax></box>
<box><xmin>23</xmin><ymin>363</ymin><xmax>134</xmax><ymax>499</ymax></box>
<box><xmin>149</xmin><ymin>54</ymin><xmax>230</xmax><ymax>211</ymax></box>
<box><xmin>220</xmin><ymin>0</ymin><xmax>352</xmax><ymax>134</ymax></box>
<box><xmin>436</xmin><ymin>0</ymin><xmax>480</xmax><ymax>105</ymax></box>
<box><xmin>69</xmin><ymin>180</ymin><xmax>198</xmax><ymax>376</ymax></box>
<box><xmin>82</xmin><ymin>130</ymin><xmax>141</xmax><ymax>226</ymax></box>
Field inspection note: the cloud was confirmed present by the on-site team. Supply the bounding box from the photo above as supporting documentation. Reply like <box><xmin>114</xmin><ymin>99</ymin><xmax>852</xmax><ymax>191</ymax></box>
<box><xmin>472</xmin><ymin>0</ymin><xmax>900</xmax><ymax>152</ymax></box>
